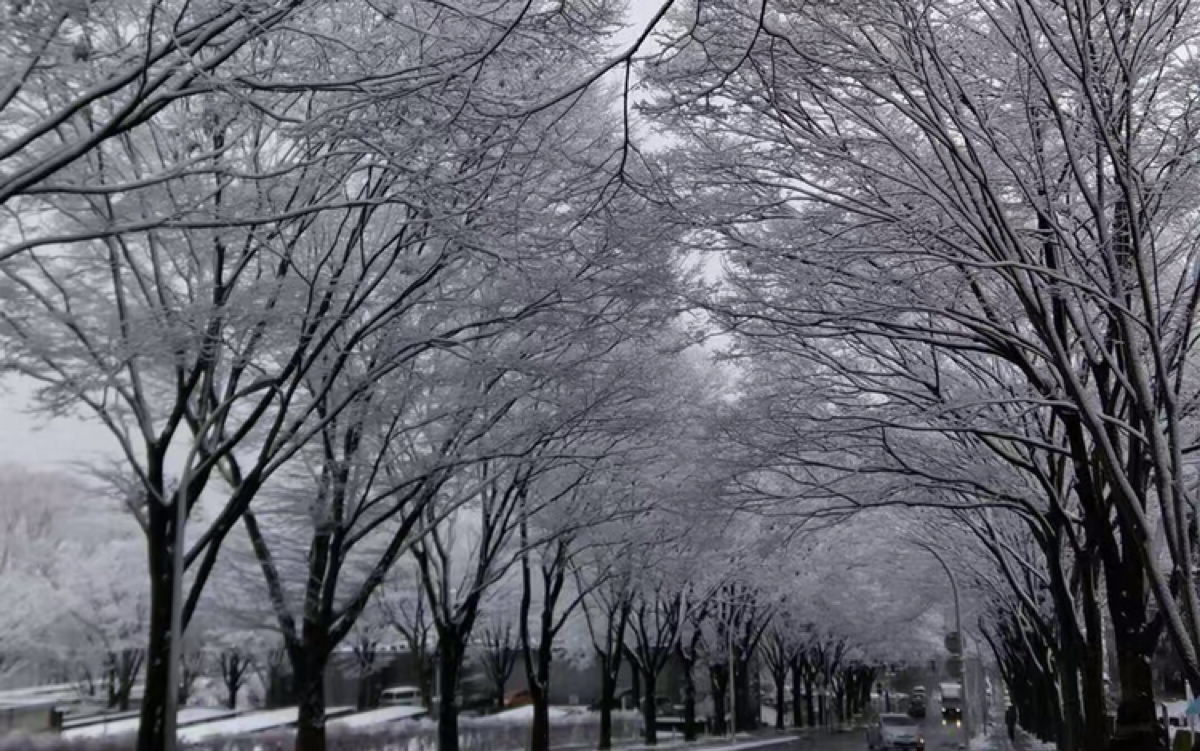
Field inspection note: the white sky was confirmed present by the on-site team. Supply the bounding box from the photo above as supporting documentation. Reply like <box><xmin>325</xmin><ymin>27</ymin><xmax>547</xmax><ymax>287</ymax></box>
<box><xmin>0</xmin><ymin>1</ymin><xmax>678</xmax><ymax>474</ymax></box>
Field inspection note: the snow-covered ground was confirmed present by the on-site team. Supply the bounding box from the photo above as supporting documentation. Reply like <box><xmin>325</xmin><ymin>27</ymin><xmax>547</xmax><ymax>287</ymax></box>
<box><xmin>329</xmin><ymin>705</ymin><xmax>427</xmax><ymax>730</ymax></box>
<box><xmin>0</xmin><ymin>683</ymin><xmax>76</xmax><ymax>702</ymax></box>
<box><xmin>0</xmin><ymin>684</ymin><xmax>80</xmax><ymax>707</ymax></box>
<box><xmin>477</xmin><ymin>705</ymin><xmax>580</xmax><ymax>722</ymax></box>
<box><xmin>62</xmin><ymin>708</ymin><xmax>234</xmax><ymax>740</ymax></box>
<box><xmin>177</xmin><ymin>706</ymin><xmax>353</xmax><ymax>743</ymax></box>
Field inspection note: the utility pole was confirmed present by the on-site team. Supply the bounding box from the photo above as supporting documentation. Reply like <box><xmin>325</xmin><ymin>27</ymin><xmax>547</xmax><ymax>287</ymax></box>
<box><xmin>728</xmin><ymin>617</ymin><xmax>736</xmax><ymax>739</ymax></box>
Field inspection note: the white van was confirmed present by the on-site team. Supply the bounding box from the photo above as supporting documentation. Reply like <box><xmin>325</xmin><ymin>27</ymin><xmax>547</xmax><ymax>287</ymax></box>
<box><xmin>380</xmin><ymin>686</ymin><xmax>422</xmax><ymax>706</ymax></box>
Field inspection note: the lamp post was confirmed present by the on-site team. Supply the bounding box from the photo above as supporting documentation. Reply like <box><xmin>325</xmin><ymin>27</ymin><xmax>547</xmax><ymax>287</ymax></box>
<box><xmin>728</xmin><ymin>618</ymin><xmax>736</xmax><ymax>740</ymax></box>
<box><xmin>914</xmin><ymin>542</ymin><xmax>969</xmax><ymax>750</ymax></box>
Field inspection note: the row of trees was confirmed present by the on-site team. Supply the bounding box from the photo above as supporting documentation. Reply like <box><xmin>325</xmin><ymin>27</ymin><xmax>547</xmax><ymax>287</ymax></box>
<box><xmin>17</xmin><ymin>3</ymin><xmax>1189</xmax><ymax>751</ymax></box>
<box><xmin>634</xmin><ymin>0</ymin><xmax>1200</xmax><ymax>749</ymax></box>
<box><xmin>2</xmin><ymin>459</ymin><xmax>922</xmax><ymax>751</ymax></box>
<box><xmin>0</xmin><ymin>5</ymin><xmax>692</xmax><ymax>751</ymax></box>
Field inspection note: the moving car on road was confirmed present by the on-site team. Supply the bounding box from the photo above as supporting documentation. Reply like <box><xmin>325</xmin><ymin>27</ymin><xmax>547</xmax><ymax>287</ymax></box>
<box><xmin>939</xmin><ymin>682</ymin><xmax>963</xmax><ymax>727</ymax></box>
<box><xmin>867</xmin><ymin>713</ymin><xmax>925</xmax><ymax>751</ymax></box>
<box><xmin>907</xmin><ymin>693</ymin><xmax>926</xmax><ymax>719</ymax></box>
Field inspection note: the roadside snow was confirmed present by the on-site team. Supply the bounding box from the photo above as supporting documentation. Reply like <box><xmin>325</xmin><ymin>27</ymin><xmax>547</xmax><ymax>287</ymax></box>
<box><xmin>0</xmin><ymin>683</ymin><xmax>76</xmax><ymax>702</ymax></box>
<box><xmin>177</xmin><ymin>706</ymin><xmax>352</xmax><ymax>743</ymax></box>
<box><xmin>63</xmin><ymin>708</ymin><xmax>234</xmax><ymax>740</ymax></box>
<box><xmin>329</xmin><ymin>706</ymin><xmax>427</xmax><ymax>730</ymax></box>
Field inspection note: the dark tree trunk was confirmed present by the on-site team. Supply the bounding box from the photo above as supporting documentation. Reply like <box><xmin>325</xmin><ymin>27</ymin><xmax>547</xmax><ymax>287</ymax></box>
<box><xmin>709</xmin><ymin>665</ymin><xmax>728</xmax><ymax>736</ymax></box>
<box><xmin>436</xmin><ymin>638</ymin><xmax>464</xmax><ymax>751</ymax></box>
<box><xmin>221</xmin><ymin>652</ymin><xmax>247</xmax><ymax>710</ymax></box>
<box><xmin>790</xmin><ymin>661</ymin><xmax>803</xmax><ymax>728</ymax></box>
<box><xmin>532</xmin><ymin>697</ymin><xmax>552</xmax><ymax>751</ymax></box>
<box><xmin>293</xmin><ymin>634</ymin><xmax>331</xmax><ymax>751</ymax></box>
<box><xmin>642</xmin><ymin>672</ymin><xmax>658</xmax><ymax>746</ymax></box>
<box><xmin>630</xmin><ymin>666</ymin><xmax>641</xmax><ymax>712</ymax></box>
<box><xmin>418</xmin><ymin>651</ymin><xmax>435</xmax><ymax>709</ymax></box>
<box><xmin>804</xmin><ymin>680</ymin><xmax>815</xmax><ymax>727</ymax></box>
<box><xmin>1104</xmin><ymin>528</ymin><xmax>1167</xmax><ymax>751</ymax></box>
<box><xmin>680</xmin><ymin>655</ymin><xmax>698</xmax><ymax>741</ymax></box>
<box><xmin>495</xmin><ymin>673</ymin><xmax>508</xmax><ymax>710</ymax></box>
<box><xmin>525</xmin><ymin>639</ymin><xmax>553</xmax><ymax>751</ymax></box>
<box><xmin>773</xmin><ymin>675</ymin><xmax>785</xmax><ymax>730</ymax></box>
<box><xmin>1109</xmin><ymin>595</ymin><xmax>1165</xmax><ymax>750</ymax></box>
<box><xmin>598</xmin><ymin>665</ymin><xmax>617</xmax><ymax>750</ymax></box>
<box><xmin>135</xmin><ymin>496</ymin><xmax>176</xmax><ymax>751</ymax></box>
<box><xmin>734</xmin><ymin>656</ymin><xmax>754</xmax><ymax>731</ymax></box>
<box><xmin>1080</xmin><ymin>554</ymin><xmax>1110</xmax><ymax>751</ymax></box>
<box><xmin>1047</xmin><ymin>539</ymin><xmax>1086</xmax><ymax>751</ymax></box>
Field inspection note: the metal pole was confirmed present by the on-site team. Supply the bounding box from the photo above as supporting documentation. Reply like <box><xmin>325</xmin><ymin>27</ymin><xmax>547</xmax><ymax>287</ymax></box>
<box><xmin>163</xmin><ymin>481</ymin><xmax>188</xmax><ymax>751</ymax></box>
<box><xmin>921</xmin><ymin>544</ymin><xmax>969</xmax><ymax>750</ymax></box>
<box><xmin>728</xmin><ymin>618</ymin><xmax>736</xmax><ymax>739</ymax></box>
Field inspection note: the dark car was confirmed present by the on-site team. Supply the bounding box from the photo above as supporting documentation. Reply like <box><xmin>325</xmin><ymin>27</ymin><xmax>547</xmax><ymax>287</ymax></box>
<box><xmin>941</xmin><ymin>704</ymin><xmax>962</xmax><ymax>726</ymax></box>
<box><xmin>908</xmin><ymin>695</ymin><xmax>926</xmax><ymax>719</ymax></box>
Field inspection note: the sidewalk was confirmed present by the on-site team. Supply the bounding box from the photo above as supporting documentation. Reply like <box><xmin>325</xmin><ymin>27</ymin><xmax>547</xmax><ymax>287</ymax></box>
<box><xmin>974</xmin><ymin>723</ymin><xmax>1053</xmax><ymax>751</ymax></box>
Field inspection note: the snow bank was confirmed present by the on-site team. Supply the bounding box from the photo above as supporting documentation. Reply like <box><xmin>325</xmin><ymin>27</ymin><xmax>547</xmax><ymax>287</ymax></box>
<box><xmin>329</xmin><ymin>705</ymin><xmax>427</xmax><ymax>730</ymax></box>
<box><xmin>63</xmin><ymin>708</ymin><xmax>234</xmax><ymax>740</ymax></box>
<box><xmin>177</xmin><ymin>706</ymin><xmax>352</xmax><ymax>743</ymax></box>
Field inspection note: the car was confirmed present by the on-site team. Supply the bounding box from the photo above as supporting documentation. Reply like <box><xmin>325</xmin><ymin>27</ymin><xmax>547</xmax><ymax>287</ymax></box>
<box><xmin>379</xmin><ymin>686</ymin><xmax>422</xmax><ymax>707</ymax></box>
<box><xmin>907</xmin><ymin>695</ymin><xmax>926</xmax><ymax>719</ymax></box>
<box><xmin>867</xmin><ymin>713</ymin><xmax>925</xmax><ymax>751</ymax></box>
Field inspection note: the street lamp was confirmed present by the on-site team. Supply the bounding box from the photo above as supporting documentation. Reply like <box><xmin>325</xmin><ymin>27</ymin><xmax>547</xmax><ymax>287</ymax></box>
<box><xmin>914</xmin><ymin>542</ymin><xmax>970</xmax><ymax>751</ymax></box>
<box><xmin>728</xmin><ymin>619</ymin><xmax>736</xmax><ymax>740</ymax></box>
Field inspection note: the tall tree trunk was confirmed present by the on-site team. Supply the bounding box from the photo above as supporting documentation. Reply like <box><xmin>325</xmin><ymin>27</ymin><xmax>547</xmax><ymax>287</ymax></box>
<box><xmin>293</xmin><ymin>632</ymin><xmax>331</xmax><ymax>751</ymax></box>
<box><xmin>532</xmin><ymin>696</ymin><xmax>552</xmax><ymax>751</ymax></box>
<box><xmin>436</xmin><ymin>639</ymin><xmax>464</xmax><ymax>751</ymax></box>
<box><xmin>790</xmin><ymin>660</ymin><xmax>803</xmax><ymax>728</ymax></box>
<box><xmin>1080</xmin><ymin>554</ymin><xmax>1110</xmax><ymax>751</ymax></box>
<box><xmin>525</xmin><ymin>639</ymin><xmax>553</xmax><ymax>751</ymax></box>
<box><xmin>680</xmin><ymin>654</ymin><xmax>697</xmax><ymax>741</ymax></box>
<box><xmin>1101</xmin><ymin>505</ymin><xmax>1166</xmax><ymax>751</ymax></box>
<box><xmin>642</xmin><ymin>670</ymin><xmax>658</xmax><ymax>746</ymax></box>
<box><xmin>773</xmin><ymin>672</ymin><xmax>785</xmax><ymax>730</ymax></box>
<box><xmin>226</xmin><ymin>674</ymin><xmax>240</xmax><ymax>711</ymax></box>
<box><xmin>630</xmin><ymin>665</ymin><xmax>641</xmax><ymax>712</ymax></box>
<box><xmin>804</xmin><ymin>679</ymin><xmax>815</xmax><ymax>727</ymax></box>
<box><xmin>1107</xmin><ymin>558</ymin><xmax>1165</xmax><ymax>751</ymax></box>
<box><xmin>598</xmin><ymin>663</ymin><xmax>617</xmax><ymax>750</ymax></box>
<box><xmin>1046</xmin><ymin>530</ymin><xmax>1086</xmax><ymax>751</ymax></box>
<box><xmin>136</xmin><ymin>496</ymin><xmax>175</xmax><ymax>751</ymax></box>
<box><xmin>495</xmin><ymin>671</ymin><xmax>508</xmax><ymax>711</ymax></box>
<box><xmin>709</xmin><ymin>665</ymin><xmax>728</xmax><ymax>736</ymax></box>
<box><xmin>734</xmin><ymin>656</ymin><xmax>754</xmax><ymax>731</ymax></box>
<box><xmin>418</xmin><ymin>650</ymin><xmax>435</xmax><ymax>709</ymax></box>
